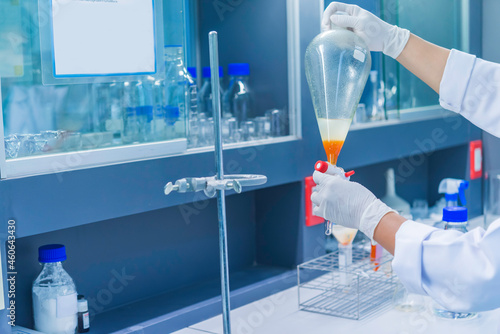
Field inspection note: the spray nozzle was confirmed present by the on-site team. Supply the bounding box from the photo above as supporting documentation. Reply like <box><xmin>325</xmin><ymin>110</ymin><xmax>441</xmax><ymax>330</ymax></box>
<box><xmin>438</xmin><ymin>178</ymin><xmax>469</xmax><ymax>206</ymax></box>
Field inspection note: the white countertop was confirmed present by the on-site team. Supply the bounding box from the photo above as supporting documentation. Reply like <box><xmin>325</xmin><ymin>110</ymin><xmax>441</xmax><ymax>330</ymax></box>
<box><xmin>175</xmin><ymin>216</ymin><xmax>498</xmax><ymax>334</ymax></box>
<box><xmin>174</xmin><ymin>285</ymin><xmax>500</xmax><ymax>334</ymax></box>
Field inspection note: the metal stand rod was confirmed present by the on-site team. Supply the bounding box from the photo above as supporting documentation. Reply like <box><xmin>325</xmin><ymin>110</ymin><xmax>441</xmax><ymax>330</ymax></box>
<box><xmin>209</xmin><ymin>31</ymin><xmax>231</xmax><ymax>334</ymax></box>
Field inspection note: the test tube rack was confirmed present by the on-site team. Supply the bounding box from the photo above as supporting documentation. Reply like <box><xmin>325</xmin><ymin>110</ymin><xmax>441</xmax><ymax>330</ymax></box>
<box><xmin>297</xmin><ymin>244</ymin><xmax>395</xmax><ymax>320</ymax></box>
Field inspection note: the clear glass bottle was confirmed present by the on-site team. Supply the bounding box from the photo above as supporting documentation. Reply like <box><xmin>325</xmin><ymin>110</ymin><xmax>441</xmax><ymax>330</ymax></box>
<box><xmin>152</xmin><ymin>78</ymin><xmax>167</xmax><ymax>142</ymax></box>
<box><xmin>163</xmin><ymin>45</ymin><xmax>193</xmax><ymax>140</ymax></box>
<box><xmin>432</xmin><ymin>207</ymin><xmax>477</xmax><ymax>320</ymax></box>
<box><xmin>106</xmin><ymin>81</ymin><xmax>125</xmax><ymax>145</ymax></box>
<box><xmin>199</xmin><ymin>66</ymin><xmax>225</xmax><ymax>119</ymax></box>
<box><xmin>366</xmin><ymin>70</ymin><xmax>385</xmax><ymax>121</ymax></box>
<box><xmin>33</xmin><ymin>244</ymin><xmax>78</xmax><ymax>334</ymax></box>
<box><xmin>140</xmin><ymin>77</ymin><xmax>155</xmax><ymax>143</ymax></box>
<box><xmin>121</xmin><ymin>80</ymin><xmax>142</xmax><ymax>144</ymax></box>
<box><xmin>223</xmin><ymin>63</ymin><xmax>253</xmax><ymax>125</ymax></box>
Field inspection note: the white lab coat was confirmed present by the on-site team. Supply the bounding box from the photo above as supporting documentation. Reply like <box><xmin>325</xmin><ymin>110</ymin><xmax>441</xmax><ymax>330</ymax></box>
<box><xmin>392</xmin><ymin>49</ymin><xmax>500</xmax><ymax>312</ymax></box>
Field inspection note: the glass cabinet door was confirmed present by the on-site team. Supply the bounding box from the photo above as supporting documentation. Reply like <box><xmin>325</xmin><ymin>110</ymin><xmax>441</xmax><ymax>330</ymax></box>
<box><xmin>0</xmin><ymin>0</ymin><xmax>189</xmax><ymax>178</ymax></box>
<box><xmin>0</xmin><ymin>0</ymin><xmax>298</xmax><ymax>178</ymax></box>
<box><xmin>382</xmin><ymin>0</ymin><xmax>469</xmax><ymax>117</ymax></box>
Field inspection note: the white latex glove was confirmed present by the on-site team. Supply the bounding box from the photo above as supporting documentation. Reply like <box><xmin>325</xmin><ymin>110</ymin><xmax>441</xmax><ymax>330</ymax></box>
<box><xmin>311</xmin><ymin>171</ymin><xmax>395</xmax><ymax>240</ymax></box>
<box><xmin>321</xmin><ymin>2</ymin><xmax>410</xmax><ymax>59</ymax></box>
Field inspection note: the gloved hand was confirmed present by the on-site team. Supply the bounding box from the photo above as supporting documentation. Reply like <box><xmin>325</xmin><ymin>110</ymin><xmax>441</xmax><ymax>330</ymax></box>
<box><xmin>321</xmin><ymin>2</ymin><xmax>410</xmax><ymax>59</ymax></box>
<box><xmin>311</xmin><ymin>171</ymin><xmax>395</xmax><ymax>240</ymax></box>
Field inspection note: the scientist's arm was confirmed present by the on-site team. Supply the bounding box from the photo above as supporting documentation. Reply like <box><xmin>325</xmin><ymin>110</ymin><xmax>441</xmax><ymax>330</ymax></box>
<box><xmin>324</xmin><ymin>2</ymin><xmax>500</xmax><ymax>138</ymax></box>
<box><xmin>312</xmin><ymin>171</ymin><xmax>500</xmax><ymax>312</ymax></box>
<box><xmin>323</xmin><ymin>3</ymin><xmax>449</xmax><ymax>93</ymax></box>
<box><xmin>372</xmin><ymin>212</ymin><xmax>406</xmax><ymax>255</ymax></box>
<box><xmin>393</xmin><ymin>220</ymin><xmax>500</xmax><ymax>312</ymax></box>
<box><xmin>311</xmin><ymin>170</ymin><xmax>405</xmax><ymax>255</ymax></box>
<box><xmin>396</xmin><ymin>34</ymin><xmax>450</xmax><ymax>93</ymax></box>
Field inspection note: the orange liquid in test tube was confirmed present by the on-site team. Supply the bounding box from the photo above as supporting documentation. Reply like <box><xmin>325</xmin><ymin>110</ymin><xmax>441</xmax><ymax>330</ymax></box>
<box><xmin>371</xmin><ymin>244</ymin><xmax>383</xmax><ymax>271</ymax></box>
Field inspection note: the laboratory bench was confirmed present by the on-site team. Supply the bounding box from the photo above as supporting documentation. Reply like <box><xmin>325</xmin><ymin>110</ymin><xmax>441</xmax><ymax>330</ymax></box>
<box><xmin>172</xmin><ymin>286</ymin><xmax>500</xmax><ymax>334</ymax></box>
<box><xmin>169</xmin><ymin>218</ymin><xmax>497</xmax><ymax>334</ymax></box>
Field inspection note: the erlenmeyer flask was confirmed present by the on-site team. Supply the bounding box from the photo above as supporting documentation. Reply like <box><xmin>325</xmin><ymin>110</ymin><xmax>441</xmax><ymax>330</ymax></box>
<box><xmin>305</xmin><ymin>19</ymin><xmax>371</xmax><ymax>165</ymax></box>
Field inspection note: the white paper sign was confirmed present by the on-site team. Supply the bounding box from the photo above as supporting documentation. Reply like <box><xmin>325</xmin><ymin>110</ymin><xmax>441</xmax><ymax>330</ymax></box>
<box><xmin>51</xmin><ymin>0</ymin><xmax>156</xmax><ymax>77</ymax></box>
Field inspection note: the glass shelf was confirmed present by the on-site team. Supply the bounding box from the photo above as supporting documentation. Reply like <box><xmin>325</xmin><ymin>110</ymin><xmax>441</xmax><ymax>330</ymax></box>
<box><xmin>0</xmin><ymin>0</ymin><xmax>296</xmax><ymax>178</ymax></box>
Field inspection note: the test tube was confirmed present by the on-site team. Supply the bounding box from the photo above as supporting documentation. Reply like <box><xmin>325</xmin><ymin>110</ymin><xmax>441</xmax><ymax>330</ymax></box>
<box><xmin>338</xmin><ymin>243</ymin><xmax>353</xmax><ymax>286</ymax></box>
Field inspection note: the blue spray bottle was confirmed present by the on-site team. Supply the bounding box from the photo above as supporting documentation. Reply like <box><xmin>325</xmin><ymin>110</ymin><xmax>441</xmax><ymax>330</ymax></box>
<box><xmin>434</xmin><ymin>178</ymin><xmax>469</xmax><ymax>228</ymax></box>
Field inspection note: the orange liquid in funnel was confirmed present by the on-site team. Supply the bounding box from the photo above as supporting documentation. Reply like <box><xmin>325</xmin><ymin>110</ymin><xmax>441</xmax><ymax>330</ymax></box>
<box><xmin>317</xmin><ymin>118</ymin><xmax>351</xmax><ymax>165</ymax></box>
<box><xmin>322</xmin><ymin>140</ymin><xmax>345</xmax><ymax>165</ymax></box>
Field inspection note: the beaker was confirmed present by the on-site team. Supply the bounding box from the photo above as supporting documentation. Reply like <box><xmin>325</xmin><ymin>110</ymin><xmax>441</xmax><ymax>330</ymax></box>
<box><xmin>393</xmin><ymin>281</ymin><xmax>425</xmax><ymax>312</ymax></box>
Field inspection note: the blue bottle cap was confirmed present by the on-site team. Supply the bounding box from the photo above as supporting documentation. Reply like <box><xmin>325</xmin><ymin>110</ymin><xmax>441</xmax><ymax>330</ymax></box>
<box><xmin>202</xmin><ymin>66</ymin><xmax>224</xmax><ymax>78</ymax></box>
<box><xmin>228</xmin><ymin>63</ymin><xmax>250</xmax><ymax>76</ymax></box>
<box><xmin>164</xmin><ymin>106</ymin><xmax>180</xmax><ymax>118</ymax></box>
<box><xmin>443</xmin><ymin>207</ymin><xmax>467</xmax><ymax>223</ymax></box>
<box><xmin>187</xmin><ymin>67</ymin><xmax>197</xmax><ymax>79</ymax></box>
<box><xmin>39</xmin><ymin>244</ymin><xmax>67</xmax><ymax>263</ymax></box>
<box><xmin>143</xmin><ymin>106</ymin><xmax>154</xmax><ymax>121</ymax></box>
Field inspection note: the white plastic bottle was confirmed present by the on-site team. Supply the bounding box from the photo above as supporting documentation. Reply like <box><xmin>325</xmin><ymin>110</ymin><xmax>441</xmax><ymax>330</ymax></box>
<box><xmin>33</xmin><ymin>244</ymin><xmax>78</xmax><ymax>334</ymax></box>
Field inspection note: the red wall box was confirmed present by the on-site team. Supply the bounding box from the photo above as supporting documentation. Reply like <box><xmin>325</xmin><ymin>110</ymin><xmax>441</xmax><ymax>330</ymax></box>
<box><xmin>470</xmin><ymin>140</ymin><xmax>482</xmax><ymax>180</ymax></box>
<box><xmin>305</xmin><ymin>176</ymin><xmax>325</xmax><ymax>227</ymax></box>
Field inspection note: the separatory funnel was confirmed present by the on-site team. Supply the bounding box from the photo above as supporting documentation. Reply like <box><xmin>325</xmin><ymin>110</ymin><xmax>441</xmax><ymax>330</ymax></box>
<box><xmin>305</xmin><ymin>16</ymin><xmax>372</xmax><ymax>165</ymax></box>
<box><xmin>306</xmin><ymin>15</ymin><xmax>371</xmax><ymax>273</ymax></box>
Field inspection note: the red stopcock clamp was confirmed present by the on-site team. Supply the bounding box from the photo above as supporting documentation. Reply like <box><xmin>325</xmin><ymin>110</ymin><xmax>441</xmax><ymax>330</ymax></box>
<box><xmin>315</xmin><ymin>161</ymin><xmax>355</xmax><ymax>180</ymax></box>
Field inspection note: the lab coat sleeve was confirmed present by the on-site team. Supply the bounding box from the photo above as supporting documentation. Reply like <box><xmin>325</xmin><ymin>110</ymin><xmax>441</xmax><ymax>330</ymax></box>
<box><xmin>439</xmin><ymin>49</ymin><xmax>500</xmax><ymax>138</ymax></box>
<box><xmin>393</xmin><ymin>219</ymin><xmax>500</xmax><ymax>312</ymax></box>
